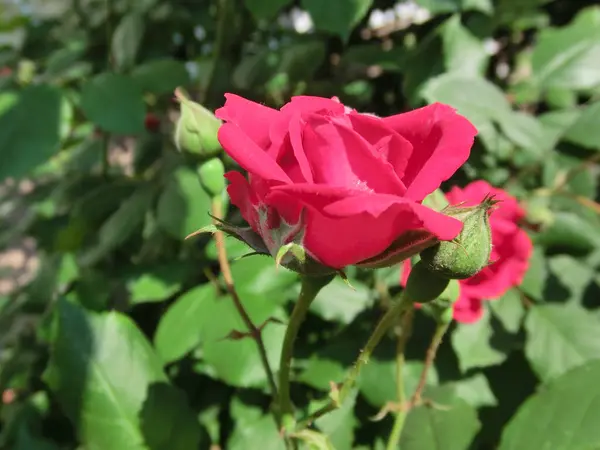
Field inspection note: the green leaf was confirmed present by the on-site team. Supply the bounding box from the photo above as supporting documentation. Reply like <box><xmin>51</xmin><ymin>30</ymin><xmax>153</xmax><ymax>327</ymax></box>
<box><xmin>524</xmin><ymin>304</ymin><xmax>600</xmax><ymax>382</ymax></box>
<box><xmin>127</xmin><ymin>263</ymin><xmax>190</xmax><ymax>305</ymax></box>
<box><xmin>531</xmin><ymin>6</ymin><xmax>600</xmax><ymax>91</ymax></box>
<box><xmin>111</xmin><ymin>12</ymin><xmax>145</xmax><ymax>71</ymax></box>
<box><xmin>154</xmin><ymin>285</ymin><xmax>217</xmax><ymax>364</ymax></box>
<box><xmin>309</xmin><ymin>277</ymin><xmax>372</xmax><ymax>325</ymax></box>
<box><xmin>301</xmin><ymin>0</ymin><xmax>372</xmax><ymax>39</ymax></box>
<box><xmin>298</xmin><ymin>356</ymin><xmax>346</xmax><ymax>391</ymax></box>
<box><xmin>81</xmin><ymin>185</ymin><xmax>156</xmax><ymax>265</ymax></box>
<box><xmin>535</xmin><ymin>211</ymin><xmax>600</xmax><ymax>252</ymax></box>
<box><xmin>359</xmin><ymin>360</ymin><xmax>438</xmax><ymax>408</ymax></box>
<box><xmin>44</xmin><ymin>299</ymin><xmax>202</xmax><ymax>450</ymax></box>
<box><xmin>0</xmin><ymin>85</ymin><xmax>61</xmax><ymax>181</ymax></box>
<box><xmin>499</xmin><ymin>360</ymin><xmax>600</xmax><ymax>450</ymax></box>
<box><xmin>400</xmin><ymin>386</ymin><xmax>481</xmax><ymax>450</ymax></box>
<box><xmin>547</xmin><ymin>255</ymin><xmax>595</xmax><ymax>304</ymax></box>
<box><xmin>519</xmin><ymin>247</ymin><xmax>547</xmax><ymax>301</ymax></box>
<box><xmin>315</xmin><ymin>390</ymin><xmax>358</xmax><ymax>450</ymax></box>
<box><xmin>442</xmin><ymin>15</ymin><xmax>488</xmax><ymax>77</ymax></box>
<box><xmin>450</xmin><ymin>373</ymin><xmax>498</xmax><ymax>408</ymax></box>
<box><xmin>563</xmin><ymin>101</ymin><xmax>600</xmax><ymax>151</ymax></box>
<box><xmin>490</xmin><ymin>289</ymin><xmax>525</xmax><ymax>333</ymax></box>
<box><xmin>156</xmin><ymin>166</ymin><xmax>212</xmax><ymax>239</ymax></box>
<box><xmin>452</xmin><ymin>306</ymin><xmax>507</xmax><ymax>372</ymax></box>
<box><xmin>244</xmin><ymin>0</ymin><xmax>293</xmax><ymax>21</ymax></box>
<box><xmin>228</xmin><ymin>414</ymin><xmax>285</xmax><ymax>450</ymax></box>
<box><xmin>81</xmin><ymin>73</ymin><xmax>146</xmax><ymax>135</ymax></box>
<box><xmin>131</xmin><ymin>59</ymin><xmax>190</xmax><ymax>95</ymax></box>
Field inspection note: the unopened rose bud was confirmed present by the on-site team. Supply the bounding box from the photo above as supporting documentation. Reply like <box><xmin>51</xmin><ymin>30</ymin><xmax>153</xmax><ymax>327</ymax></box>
<box><xmin>197</xmin><ymin>157</ymin><xmax>225</xmax><ymax>197</ymax></box>
<box><xmin>420</xmin><ymin>195</ymin><xmax>497</xmax><ymax>280</ymax></box>
<box><xmin>420</xmin><ymin>279</ymin><xmax>460</xmax><ymax>324</ymax></box>
<box><xmin>174</xmin><ymin>87</ymin><xmax>222</xmax><ymax>157</ymax></box>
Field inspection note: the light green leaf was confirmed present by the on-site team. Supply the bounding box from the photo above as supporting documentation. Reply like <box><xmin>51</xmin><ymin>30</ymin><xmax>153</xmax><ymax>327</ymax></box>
<box><xmin>127</xmin><ymin>263</ymin><xmax>190</xmax><ymax>305</ymax></box>
<box><xmin>524</xmin><ymin>304</ymin><xmax>600</xmax><ymax>382</ymax></box>
<box><xmin>301</xmin><ymin>0</ymin><xmax>372</xmax><ymax>39</ymax></box>
<box><xmin>131</xmin><ymin>59</ymin><xmax>190</xmax><ymax>95</ymax></box>
<box><xmin>563</xmin><ymin>101</ymin><xmax>600</xmax><ymax>151</ymax></box>
<box><xmin>244</xmin><ymin>0</ymin><xmax>293</xmax><ymax>21</ymax></box>
<box><xmin>519</xmin><ymin>247</ymin><xmax>547</xmax><ymax>301</ymax></box>
<box><xmin>156</xmin><ymin>166</ymin><xmax>212</xmax><ymax>239</ymax></box>
<box><xmin>499</xmin><ymin>360</ymin><xmax>600</xmax><ymax>450</ymax></box>
<box><xmin>310</xmin><ymin>277</ymin><xmax>372</xmax><ymax>325</ymax></box>
<box><xmin>44</xmin><ymin>300</ymin><xmax>202</xmax><ymax>450</ymax></box>
<box><xmin>0</xmin><ymin>85</ymin><xmax>61</xmax><ymax>181</ymax></box>
<box><xmin>228</xmin><ymin>414</ymin><xmax>285</xmax><ymax>450</ymax></box>
<box><xmin>154</xmin><ymin>285</ymin><xmax>217</xmax><ymax>364</ymax></box>
<box><xmin>547</xmin><ymin>255</ymin><xmax>595</xmax><ymax>304</ymax></box>
<box><xmin>359</xmin><ymin>360</ymin><xmax>438</xmax><ymax>408</ymax></box>
<box><xmin>298</xmin><ymin>356</ymin><xmax>345</xmax><ymax>391</ymax></box>
<box><xmin>80</xmin><ymin>73</ymin><xmax>146</xmax><ymax>135</ymax></box>
<box><xmin>315</xmin><ymin>390</ymin><xmax>358</xmax><ymax>450</ymax></box>
<box><xmin>442</xmin><ymin>15</ymin><xmax>488</xmax><ymax>77</ymax></box>
<box><xmin>400</xmin><ymin>386</ymin><xmax>481</xmax><ymax>450</ymax></box>
<box><xmin>111</xmin><ymin>12</ymin><xmax>144</xmax><ymax>71</ymax></box>
<box><xmin>490</xmin><ymin>289</ymin><xmax>525</xmax><ymax>333</ymax></box>
<box><xmin>531</xmin><ymin>6</ymin><xmax>600</xmax><ymax>91</ymax></box>
<box><xmin>452</xmin><ymin>306</ymin><xmax>507</xmax><ymax>372</ymax></box>
<box><xmin>451</xmin><ymin>373</ymin><xmax>498</xmax><ymax>408</ymax></box>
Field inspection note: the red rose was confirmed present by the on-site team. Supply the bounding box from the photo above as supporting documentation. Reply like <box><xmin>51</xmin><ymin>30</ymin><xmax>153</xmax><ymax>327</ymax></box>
<box><xmin>400</xmin><ymin>181</ymin><xmax>533</xmax><ymax>323</ymax></box>
<box><xmin>216</xmin><ymin>94</ymin><xmax>477</xmax><ymax>269</ymax></box>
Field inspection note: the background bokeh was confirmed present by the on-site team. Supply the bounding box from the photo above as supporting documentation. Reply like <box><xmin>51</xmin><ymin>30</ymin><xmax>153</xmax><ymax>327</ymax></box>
<box><xmin>1</xmin><ymin>0</ymin><xmax>600</xmax><ymax>449</ymax></box>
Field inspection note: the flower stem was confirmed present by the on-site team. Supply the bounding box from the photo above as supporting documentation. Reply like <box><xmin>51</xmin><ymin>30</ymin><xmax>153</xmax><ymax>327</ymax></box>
<box><xmin>410</xmin><ymin>322</ymin><xmax>450</xmax><ymax>406</ymax></box>
<box><xmin>297</xmin><ymin>291</ymin><xmax>413</xmax><ymax>429</ymax></box>
<box><xmin>386</xmin><ymin>307</ymin><xmax>414</xmax><ymax>450</ymax></box>
<box><xmin>210</xmin><ymin>196</ymin><xmax>280</xmax><ymax>426</ymax></box>
<box><xmin>278</xmin><ymin>275</ymin><xmax>333</xmax><ymax>419</ymax></box>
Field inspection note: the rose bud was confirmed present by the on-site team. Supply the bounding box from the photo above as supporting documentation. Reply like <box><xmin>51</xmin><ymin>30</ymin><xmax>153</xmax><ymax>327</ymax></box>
<box><xmin>174</xmin><ymin>87</ymin><xmax>222</xmax><ymax>157</ymax></box>
<box><xmin>420</xmin><ymin>195</ymin><xmax>498</xmax><ymax>280</ymax></box>
<box><xmin>197</xmin><ymin>157</ymin><xmax>226</xmax><ymax>197</ymax></box>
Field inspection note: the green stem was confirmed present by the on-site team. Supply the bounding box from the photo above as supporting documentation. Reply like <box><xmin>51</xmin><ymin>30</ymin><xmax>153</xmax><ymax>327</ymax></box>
<box><xmin>297</xmin><ymin>291</ymin><xmax>413</xmax><ymax>429</ymax></box>
<box><xmin>410</xmin><ymin>322</ymin><xmax>449</xmax><ymax>406</ymax></box>
<box><xmin>386</xmin><ymin>307</ymin><xmax>415</xmax><ymax>450</ymax></box>
<box><xmin>278</xmin><ymin>275</ymin><xmax>333</xmax><ymax>419</ymax></box>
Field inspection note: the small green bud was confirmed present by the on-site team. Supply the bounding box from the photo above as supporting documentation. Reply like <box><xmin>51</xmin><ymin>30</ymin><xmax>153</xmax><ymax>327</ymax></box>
<box><xmin>420</xmin><ymin>195</ymin><xmax>498</xmax><ymax>280</ymax></box>
<box><xmin>174</xmin><ymin>87</ymin><xmax>222</xmax><ymax>157</ymax></box>
<box><xmin>404</xmin><ymin>260</ymin><xmax>450</xmax><ymax>304</ymax></box>
<box><xmin>197</xmin><ymin>157</ymin><xmax>226</xmax><ymax>196</ymax></box>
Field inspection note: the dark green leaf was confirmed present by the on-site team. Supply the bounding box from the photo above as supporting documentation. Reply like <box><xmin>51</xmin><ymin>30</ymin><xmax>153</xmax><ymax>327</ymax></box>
<box><xmin>301</xmin><ymin>0</ymin><xmax>372</xmax><ymax>39</ymax></box>
<box><xmin>524</xmin><ymin>304</ymin><xmax>600</xmax><ymax>382</ymax></box>
<box><xmin>490</xmin><ymin>289</ymin><xmax>525</xmax><ymax>333</ymax></box>
<box><xmin>244</xmin><ymin>0</ymin><xmax>293</xmax><ymax>21</ymax></box>
<box><xmin>563</xmin><ymin>101</ymin><xmax>600</xmax><ymax>151</ymax></box>
<box><xmin>499</xmin><ymin>360</ymin><xmax>600</xmax><ymax>450</ymax></box>
<box><xmin>81</xmin><ymin>73</ymin><xmax>146</xmax><ymax>135</ymax></box>
<box><xmin>127</xmin><ymin>263</ymin><xmax>190</xmax><ymax>305</ymax></box>
<box><xmin>131</xmin><ymin>59</ymin><xmax>190</xmax><ymax>95</ymax></box>
<box><xmin>0</xmin><ymin>85</ymin><xmax>61</xmax><ymax>181</ymax></box>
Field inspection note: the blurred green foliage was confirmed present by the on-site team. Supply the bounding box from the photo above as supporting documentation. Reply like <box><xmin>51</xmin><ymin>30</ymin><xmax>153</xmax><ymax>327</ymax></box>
<box><xmin>1</xmin><ymin>0</ymin><xmax>600</xmax><ymax>449</ymax></box>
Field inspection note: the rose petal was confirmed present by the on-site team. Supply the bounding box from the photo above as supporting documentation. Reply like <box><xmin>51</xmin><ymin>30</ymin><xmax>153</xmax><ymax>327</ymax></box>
<box><xmin>349</xmin><ymin>112</ymin><xmax>413</xmax><ymax>178</ymax></box>
<box><xmin>383</xmin><ymin>103</ymin><xmax>477</xmax><ymax>201</ymax></box>
<box><xmin>218</xmin><ymin>123</ymin><xmax>291</xmax><ymax>183</ymax></box>
<box><xmin>225</xmin><ymin>171</ymin><xmax>259</xmax><ymax>230</ymax></box>
<box><xmin>281</xmin><ymin>96</ymin><xmax>346</xmax><ymax>116</ymax></box>
<box><xmin>453</xmin><ymin>294</ymin><xmax>484</xmax><ymax>323</ymax></box>
<box><xmin>302</xmin><ymin>116</ymin><xmax>406</xmax><ymax>195</ymax></box>
<box><xmin>215</xmin><ymin>93</ymin><xmax>279</xmax><ymax>148</ymax></box>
